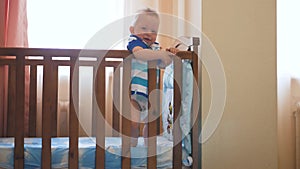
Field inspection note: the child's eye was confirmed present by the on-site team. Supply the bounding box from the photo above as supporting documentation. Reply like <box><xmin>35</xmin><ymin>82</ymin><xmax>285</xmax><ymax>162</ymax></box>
<box><xmin>141</xmin><ymin>27</ymin><xmax>147</xmax><ymax>30</ymax></box>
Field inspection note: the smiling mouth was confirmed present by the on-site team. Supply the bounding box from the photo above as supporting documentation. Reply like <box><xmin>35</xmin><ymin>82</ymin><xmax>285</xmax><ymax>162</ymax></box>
<box><xmin>142</xmin><ymin>38</ymin><xmax>152</xmax><ymax>46</ymax></box>
<box><xmin>143</xmin><ymin>37</ymin><xmax>151</xmax><ymax>42</ymax></box>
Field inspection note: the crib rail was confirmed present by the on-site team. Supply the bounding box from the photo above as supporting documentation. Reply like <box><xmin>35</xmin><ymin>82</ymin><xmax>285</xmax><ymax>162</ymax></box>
<box><xmin>0</xmin><ymin>47</ymin><xmax>200</xmax><ymax>169</ymax></box>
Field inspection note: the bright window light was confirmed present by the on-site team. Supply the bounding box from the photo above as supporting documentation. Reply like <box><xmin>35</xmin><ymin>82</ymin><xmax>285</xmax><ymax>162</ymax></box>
<box><xmin>277</xmin><ymin>0</ymin><xmax>300</xmax><ymax>78</ymax></box>
<box><xmin>27</xmin><ymin>0</ymin><xmax>124</xmax><ymax>49</ymax></box>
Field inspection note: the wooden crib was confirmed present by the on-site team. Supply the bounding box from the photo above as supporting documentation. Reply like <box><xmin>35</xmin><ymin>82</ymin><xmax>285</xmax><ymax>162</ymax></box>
<box><xmin>0</xmin><ymin>45</ymin><xmax>201</xmax><ymax>169</ymax></box>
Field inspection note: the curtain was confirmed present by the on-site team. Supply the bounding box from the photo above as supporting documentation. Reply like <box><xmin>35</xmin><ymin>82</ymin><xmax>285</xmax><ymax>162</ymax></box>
<box><xmin>0</xmin><ymin>0</ymin><xmax>28</xmax><ymax>136</ymax></box>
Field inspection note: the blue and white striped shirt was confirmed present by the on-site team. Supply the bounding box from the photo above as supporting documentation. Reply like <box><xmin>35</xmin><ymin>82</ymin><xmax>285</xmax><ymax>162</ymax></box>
<box><xmin>127</xmin><ymin>34</ymin><xmax>159</xmax><ymax>98</ymax></box>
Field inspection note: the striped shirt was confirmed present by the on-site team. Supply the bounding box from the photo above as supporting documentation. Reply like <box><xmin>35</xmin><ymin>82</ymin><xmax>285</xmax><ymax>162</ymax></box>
<box><xmin>127</xmin><ymin>34</ymin><xmax>159</xmax><ymax>98</ymax></box>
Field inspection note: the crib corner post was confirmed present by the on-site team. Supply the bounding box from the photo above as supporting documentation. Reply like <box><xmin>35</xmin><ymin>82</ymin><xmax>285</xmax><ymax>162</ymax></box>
<box><xmin>191</xmin><ymin>36</ymin><xmax>202</xmax><ymax>169</ymax></box>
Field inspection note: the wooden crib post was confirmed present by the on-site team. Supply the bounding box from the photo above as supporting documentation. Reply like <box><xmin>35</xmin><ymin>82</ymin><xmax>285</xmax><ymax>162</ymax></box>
<box><xmin>7</xmin><ymin>64</ymin><xmax>16</xmax><ymax>137</ymax></box>
<box><xmin>95</xmin><ymin>58</ymin><xmax>106</xmax><ymax>169</ymax></box>
<box><xmin>41</xmin><ymin>55</ymin><xmax>54</xmax><ymax>169</ymax></box>
<box><xmin>121</xmin><ymin>56</ymin><xmax>132</xmax><ymax>169</ymax></box>
<box><xmin>51</xmin><ymin>64</ymin><xmax>59</xmax><ymax>137</ymax></box>
<box><xmin>147</xmin><ymin>60</ymin><xmax>159</xmax><ymax>168</ymax></box>
<box><xmin>173</xmin><ymin>55</ymin><xmax>183</xmax><ymax>169</ymax></box>
<box><xmin>112</xmin><ymin>66</ymin><xmax>121</xmax><ymax>136</ymax></box>
<box><xmin>191</xmin><ymin>37</ymin><xmax>201</xmax><ymax>169</ymax></box>
<box><xmin>69</xmin><ymin>55</ymin><xmax>79</xmax><ymax>169</ymax></box>
<box><xmin>14</xmin><ymin>54</ymin><xmax>25</xmax><ymax>169</ymax></box>
<box><xmin>28</xmin><ymin>64</ymin><xmax>37</xmax><ymax>137</ymax></box>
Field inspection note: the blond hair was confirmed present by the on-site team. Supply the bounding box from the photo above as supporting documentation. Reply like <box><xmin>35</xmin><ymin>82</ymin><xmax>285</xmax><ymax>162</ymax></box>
<box><xmin>131</xmin><ymin>8</ymin><xmax>160</xmax><ymax>26</ymax></box>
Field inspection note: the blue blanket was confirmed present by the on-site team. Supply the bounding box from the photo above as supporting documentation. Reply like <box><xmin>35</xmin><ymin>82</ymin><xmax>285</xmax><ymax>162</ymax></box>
<box><xmin>162</xmin><ymin>60</ymin><xmax>193</xmax><ymax>166</ymax></box>
<box><xmin>0</xmin><ymin>137</ymin><xmax>177</xmax><ymax>169</ymax></box>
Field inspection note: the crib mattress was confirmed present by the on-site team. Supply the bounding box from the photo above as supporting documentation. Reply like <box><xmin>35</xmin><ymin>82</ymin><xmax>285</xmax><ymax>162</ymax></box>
<box><xmin>0</xmin><ymin>136</ymin><xmax>175</xmax><ymax>169</ymax></box>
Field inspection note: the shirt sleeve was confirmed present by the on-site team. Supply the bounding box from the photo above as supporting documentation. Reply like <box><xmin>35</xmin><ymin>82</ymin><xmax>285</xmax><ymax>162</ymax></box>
<box><xmin>127</xmin><ymin>35</ymin><xmax>148</xmax><ymax>52</ymax></box>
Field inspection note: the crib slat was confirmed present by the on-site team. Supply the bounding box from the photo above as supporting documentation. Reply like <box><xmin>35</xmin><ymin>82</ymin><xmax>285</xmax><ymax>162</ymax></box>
<box><xmin>95</xmin><ymin>60</ymin><xmax>106</xmax><ymax>169</ymax></box>
<box><xmin>69</xmin><ymin>56</ymin><xmax>79</xmax><ymax>169</ymax></box>
<box><xmin>121</xmin><ymin>57</ymin><xmax>131</xmax><ymax>169</ymax></box>
<box><xmin>147</xmin><ymin>61</ymin><xmax>158</xmax><ymax>168</ymax></box>
<box><xmin>173</xmin><ymin>57</ymin><xmax>182</xmax><ymax>169</ymax></box>
<box><xmin>112</xmin><ymin>67</ymin><xmax>121</xmax><ymax>136</ymax></box>
<box><xmin>0</xmin><ymin>66</ymin><xmax>7</xmax><ymax>136</ymax></box>
<box><xmin>29</xmin><ymin>65</ymin><xmax>37</xmax><ymax>136</ymax></box>
<box><xmin>7</xmin><ymin>64</ymin><xmax>16</xmax><ymax>137</ymax></box>
<box><xmin>51</xmin><ymin>64</ymin><xmax>58</xmax><ymax>137</ymax></box>
<box><xmin>42</xmin><ymin>56</ymin><xmax>54</xmax><ymax>169</ymax></box>
<box><xmin>14</xmin><ymin>55</ymin><xmax>25</xmax><ymax>169</ymax></box>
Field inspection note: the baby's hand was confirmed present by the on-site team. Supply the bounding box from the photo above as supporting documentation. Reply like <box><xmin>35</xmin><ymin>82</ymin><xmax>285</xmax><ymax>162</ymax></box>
<box><xmin>166</xmin><ymin>47</ymin><xmax>180</xmax><ymax>54</ymax></box>
<box><xmin>158</xmin><ymin>51</ymin><xmax>174</xmax><ymax>68</ymax></box>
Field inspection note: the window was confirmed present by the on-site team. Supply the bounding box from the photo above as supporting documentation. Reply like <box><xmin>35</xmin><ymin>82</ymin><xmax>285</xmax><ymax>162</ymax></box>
<box><xmin>27</xmin><ymin>0</ymin><xmax>125</xmax><ymax>136</ymax></box>
<box><xmin>27</xmin><ymin>0</ymin><xmax>124</xmax><ymax>49</ymax></box>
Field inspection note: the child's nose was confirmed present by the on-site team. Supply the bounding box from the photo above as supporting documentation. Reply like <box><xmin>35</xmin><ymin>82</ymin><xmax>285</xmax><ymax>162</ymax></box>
<box><xmin>145</xmin><ymin>31</ymin><xmax>154</xmax><ymax>36</ymax></box>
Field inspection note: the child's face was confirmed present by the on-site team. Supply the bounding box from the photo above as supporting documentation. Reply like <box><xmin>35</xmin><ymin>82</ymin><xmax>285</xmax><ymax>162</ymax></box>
<box><xmin>130</xmin><ymin>15</ymin><xmax>159</xmax><ymax>46</ymax></box>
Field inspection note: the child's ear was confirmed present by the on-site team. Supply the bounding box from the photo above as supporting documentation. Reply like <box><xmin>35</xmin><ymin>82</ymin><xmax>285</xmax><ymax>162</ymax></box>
<box><xmin>130</xmin><ymin>26</ymin><xmax>134</xmax><ymax>34</ymax></box>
